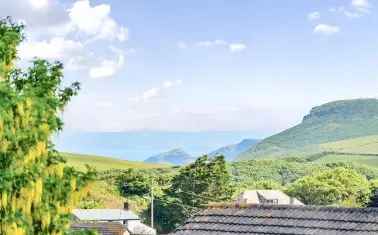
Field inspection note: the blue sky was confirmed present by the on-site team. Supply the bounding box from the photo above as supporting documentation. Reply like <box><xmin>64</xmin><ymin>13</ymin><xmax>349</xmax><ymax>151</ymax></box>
<box><xmin>1</xmin><ymin>0</ymin><xmax>378</xmax><ymax>137</ymax></box>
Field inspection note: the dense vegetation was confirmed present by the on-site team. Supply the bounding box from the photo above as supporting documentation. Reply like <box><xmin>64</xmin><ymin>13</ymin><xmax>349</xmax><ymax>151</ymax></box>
<box><xmin>0</xmin><ymin>18</ymin><xmax>94</xmax><ymax>234</ymax></box>
<box><xmin>73</xmin><ymin>156</ymin><xmax>378</xmax><ymax>233</ymax></box>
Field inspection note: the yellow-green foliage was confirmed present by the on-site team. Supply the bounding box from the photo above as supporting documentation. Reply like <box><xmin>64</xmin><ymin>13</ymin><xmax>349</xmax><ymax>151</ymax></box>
<box><xmin>0</xmin><ymin>18</ymin><xmax>94</xmax><ymax>235</ymax></box>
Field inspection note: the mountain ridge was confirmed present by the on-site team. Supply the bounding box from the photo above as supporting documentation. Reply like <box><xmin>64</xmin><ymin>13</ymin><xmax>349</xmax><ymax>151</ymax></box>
<box><xmin>238</xmin><ymin>98</ymin><xmax>378</xmax><ymax>160</ymax></box>
<box><xmin>208</xmin><ymin>138</ymin><xmax>259</xmax><ymax>161</ymax></box>
<box><xmin>144</xmin><ymin>148</ymin><xmax>196</xmax><ymax>165</ymax></box>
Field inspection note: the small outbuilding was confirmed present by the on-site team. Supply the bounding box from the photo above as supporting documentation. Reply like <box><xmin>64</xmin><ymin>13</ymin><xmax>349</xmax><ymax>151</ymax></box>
<box><xmin>72</xmin><ymin>207</ymin><xmax>156</xmax><ymax>235</ymax></box>
<box><xmin>235</xmin><ymin>190</ymin><xmax>303</xmax><ymax>205</ymax></box>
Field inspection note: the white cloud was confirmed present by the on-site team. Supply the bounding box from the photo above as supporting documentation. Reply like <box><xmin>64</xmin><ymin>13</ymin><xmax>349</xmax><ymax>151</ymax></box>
<box><xmin>329</xmin><ymin>7</ymin><xmax>362</xmax><ymax>18</ymax></box>
<box><xmin>308</xmin><ymin>11</ymin><xmax>320</xmax><ymax>21</ymax></box>
<box><xmin>177</xmin><ymin>41</ymin><xmax>188</xmax><ymax>49</ymax></box>
<box><xmin>214</xmin><ymin>40</ymin><xmax>228</xmax><ymax>46</ymax></box>
<box><xmin>89</xmin><ymin>54</ymin><xmax>125</xmax><ymax>79</ymax></box>
<box><xmin>142</xmin><ymin>88</ymin><xmax>160</xmax><ymax>101</ymax></box>
<box><xmin>329</xmin><ymin>0</ymin><xmax>372</xmax><ymax>18</ymax></box>
<box><xmin>0</xmin><ymin>0</ymin><xmax>69</xmax><ymax>30</ymax></box>
<box><xmin>195</xmin><ymin>41</ymin><xmax>213</xmax><ymax>47</ymax></box>
<box><xmin>163</xmin><ymin>81</ymin><xmax>173</xmax><ymax>88</ymax></box>
<box><xmin>313</xmin><ymin>24</ymin><xmax>340</xmax><ymax>35</ymax></box>
<box><xmin>9</xmin><ymin>0</ymin><xmax>129</xmax><ymax>79</ymax></box>
<box><xmin>195</xmin><ymin>39</ymin><xmax>228</xmax><ymax>48</ymax></box>
<box><xmin>18</xmin><ymin>37</ymin><xmax>83</xmax><ymax>60</ymax></box>
<box><xmin>352</xmin><ymin>0</ymin><xmax>370</xmax><ymax>12</ymax></box>
<box><xmin>130</xmin><ymin>80</ymin><xmax>182</xmax><ymax>103</ymax></box>
<box><xmin>163</xmin><ymin>80</ymin><xmax>182</xmax><ymax>88</ymax></box>
<box><xmin>182</xmin><ymin>40</ymin><xmax>247</xmax><ymax>53</ymax></box>
<box><xmin>68</xmin><ymin>0</ymin><xmax>128</xmax><ymax>42</ymax></box>
<box><xmin>28</xmin><ymin>0</ymin><xmax>48</xmax><ymax>9</ymax></box>
<box><xmin>229</xmin><ymin>43</ymin><xmax>247</xmax><ymax>53</ymax></box>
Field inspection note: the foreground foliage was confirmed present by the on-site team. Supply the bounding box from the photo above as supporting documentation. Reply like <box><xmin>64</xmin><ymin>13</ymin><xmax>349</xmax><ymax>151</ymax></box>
<box><xmin>0</xmin><ymin>18</ymin><xmax>94</xmax><ymax>235</ymax></box>
<box><xmin>286</xmin><ymin>167</ymin><xmax>371</xmax><ymax>206</ymax></box>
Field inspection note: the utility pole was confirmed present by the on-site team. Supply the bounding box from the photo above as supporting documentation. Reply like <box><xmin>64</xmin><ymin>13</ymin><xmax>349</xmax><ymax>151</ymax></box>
<box><xmin>151</xmin><ymin>178</ymin><xmax>154</xmax><ymax>229</ymax></box>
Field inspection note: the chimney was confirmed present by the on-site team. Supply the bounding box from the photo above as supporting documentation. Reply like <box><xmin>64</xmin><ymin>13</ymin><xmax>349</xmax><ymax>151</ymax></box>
<box><xmin>123</xmin><ymin>202</ymin><xmax>129</xmax><ymax>210</ymax></box>
<box><xmin>289</xmin><ymin>197</ymin><xmax>294</xmax><ymax>205</ymax></box>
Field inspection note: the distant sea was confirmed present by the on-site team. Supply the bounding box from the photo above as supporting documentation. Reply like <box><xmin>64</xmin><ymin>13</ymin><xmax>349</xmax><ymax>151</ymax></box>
<box><xmin>54</xmin><ymin>131</ymin><xmax>258</xmax><ymax>161</ymax></box>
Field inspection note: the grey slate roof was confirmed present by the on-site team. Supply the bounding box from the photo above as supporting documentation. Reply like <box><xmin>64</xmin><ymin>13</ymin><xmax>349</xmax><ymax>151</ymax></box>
<box><xmin>73</xmin><ymin>209</ymin><xmax>139</xmax><ymax>221</ymax></box>
<box><xmin>170</xmin><ymin>204</ymin><xmax>378</xmax><ymax>235</ymax></box>
<box><xmin>71</xmin><ymin>222</ymin><xmax>128</xmax><ymax>235</ymax></box>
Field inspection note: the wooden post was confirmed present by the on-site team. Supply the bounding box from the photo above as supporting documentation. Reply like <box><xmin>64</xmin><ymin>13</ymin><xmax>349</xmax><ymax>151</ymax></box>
<box><xmin>151</xmin><ymin>178</ymin><xmax>154</xmax><ymax>229</ymax></box>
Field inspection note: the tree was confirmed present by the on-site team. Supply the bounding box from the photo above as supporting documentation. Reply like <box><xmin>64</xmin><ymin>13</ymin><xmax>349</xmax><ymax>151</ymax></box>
<box><xmin>144</xmin><ymin>196</ymin><xmax>186</xmax><ymax>233</ymax></box>
<box><xmin>169</xmin><ymin>155</ymin><xmax>234</xmax><ymax>207</ymax></box>
<box><xmin>250</xmin><ymin>180</ymin><xmax>283</xmax><ymax>190</ymax></box>
<box><xmin>118</xmin><ymin>169</ymin><xmax>152</xmax><ymax>197</ymax></box>
<box><xmin>368</xmin><ymin>179</ymin><xmax>378</xmax><ymax>207</ymax></box>
<box><xmin>0</xmin><ymin>18</ymin><xmax>94</xmax><ymax>234</ymax></box>
<box><xmin>286</xmin><ymin>167</ymin><xmax>371</xmax><ymax>207</ymax></box>
<box><xmin>147</xmin><ymin>155</ymin><xmax>235</xmax><ymax>233</ymax></box>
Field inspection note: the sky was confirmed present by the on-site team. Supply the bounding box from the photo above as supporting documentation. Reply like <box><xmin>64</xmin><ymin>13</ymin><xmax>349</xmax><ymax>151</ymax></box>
<box><xmin>1</xmin><ymin>0</ymin><xmax>378</xmax><ymax>138</ymax></box>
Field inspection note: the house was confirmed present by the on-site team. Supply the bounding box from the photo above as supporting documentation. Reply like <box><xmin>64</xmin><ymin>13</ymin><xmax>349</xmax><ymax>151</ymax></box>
<box><xmin>235</xmin><ymin>190</ymin><xmax>303</xmax><ymax>205</ymax></box>
<box><xmin>170</xmin><ymin>204</ymin><xmax>378</xmax><ymax>234</ymax></box>
<box><xmin>72</xmin><ymin>204</ymin><xmax>156</xmax><ymax>235</ymax></box>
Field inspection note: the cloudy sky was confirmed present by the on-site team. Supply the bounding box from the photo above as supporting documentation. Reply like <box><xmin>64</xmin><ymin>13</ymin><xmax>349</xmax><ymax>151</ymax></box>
<box><xmin>1</xmin><ymin>0</ymin><xmax>377</xmax><ymax>137</ymax></box>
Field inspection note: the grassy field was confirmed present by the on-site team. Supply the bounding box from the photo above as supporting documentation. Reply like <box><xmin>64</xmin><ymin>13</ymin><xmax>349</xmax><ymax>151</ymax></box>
<box><xmin>62</xmin><ymin>152</ymin><xmax>168</xmax><ymax>171</ymax></box>
<box><xmin>310</xmin><ymin>153</ymin><xmax>378</xmax><ymax>167</ymax></box>
<box><xmin>320</xmin><ymin>135</ymin><xmax>378</xmax><ymax>154</ymax></box>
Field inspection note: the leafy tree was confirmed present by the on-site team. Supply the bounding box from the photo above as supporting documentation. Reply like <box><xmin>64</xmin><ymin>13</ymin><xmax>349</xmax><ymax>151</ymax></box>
<box><xmin>144</xmin><ymin>196</ymin><xmax>186</xmax><ymax>233</ymax></box>
<box><xmin>286</xmin><ymin>167</ymin><xmax>371</xmax><ymax>207</ymax></box>
<box><xmin>0</xmin><ymin>17</ymin><xmax>23</xmax><ymax>80</ymax></box>
<box><xmin>147</xmin><ymin>155</ymin><xmax>234</xmax><ymax>233</ymax></box>
<box><xmin>367</xmin><ymin>179</ymin><xmax>378</xmax><ymax>207</ymax></box>
<box><xmin>0</xmin><ymin>18</ymin><xmax>94</xmax><ymax>234</ymax></box>
<box><xmin>230</xmin><ymin>159</ymin><xmax>318</xmax><ymax>190</ymax></box>
<box><xmin>118</xmin><ymin>169</ymin><xmax>152</xmax><ymax>197</ymax></box>
<box><xmin>250</xmin><ymin>180</ymin><xmax>283</xmax><ymax>190</ymax></box>
<box><xmin>169</xmin><ymin>155</ymin><xmax>234</xmax><ymax>206</ymax></box>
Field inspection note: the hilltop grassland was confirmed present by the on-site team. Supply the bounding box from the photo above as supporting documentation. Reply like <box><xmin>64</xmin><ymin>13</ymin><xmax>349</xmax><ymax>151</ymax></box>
<box><xmin>320</xmin><ymin>135</ymin><xmax>378</xmax><ymax>154</ymax></box>
<box><xmin>62</xmin><ymin>152</ymin><xmax>169</xmax><ymax>171</ymax></box>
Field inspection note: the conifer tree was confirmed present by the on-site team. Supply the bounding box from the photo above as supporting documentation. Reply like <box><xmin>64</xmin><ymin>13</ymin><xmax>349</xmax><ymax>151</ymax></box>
<box><xmin>0</xmin><ymin>17</ymin><xmax>94</xmax><ymax>235</ymax></box>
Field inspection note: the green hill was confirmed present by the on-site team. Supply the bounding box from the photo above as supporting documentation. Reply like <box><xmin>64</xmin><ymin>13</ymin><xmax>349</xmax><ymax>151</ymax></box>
<box><xmin>62</xmin><ymin>152</ymin><xmax>168</xmax><ymax>171</ymax></box>
<box><xmin>144</xmin><ymin>148</ymin><xmax>196</xmax><ymax>165</ymax></box>
<box><xmin>239</xmin><ymin>99</ymin><xmax>378</xmax><ymax>160</ymax></box>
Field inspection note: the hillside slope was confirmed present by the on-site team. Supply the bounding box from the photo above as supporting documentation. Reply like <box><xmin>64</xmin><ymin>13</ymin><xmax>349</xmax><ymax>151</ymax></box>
<box><xmin>63</xmin><ymin>153</ymin><xmax>168</xmax><ymax>171</ymax></box>
<box><xmin>144</xmin><ymin>148</ymin><xmax>196</xmax><ymax>165</ymax></box>
<box><xmin>239</xmin><ymin>99</ymin><xmax>378</xmax><ymax>160</ymax></box>
<box><xmin>209</xmin><ymin>139</ymin><xmax>259</xmax><ymax>161</ymax></box>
